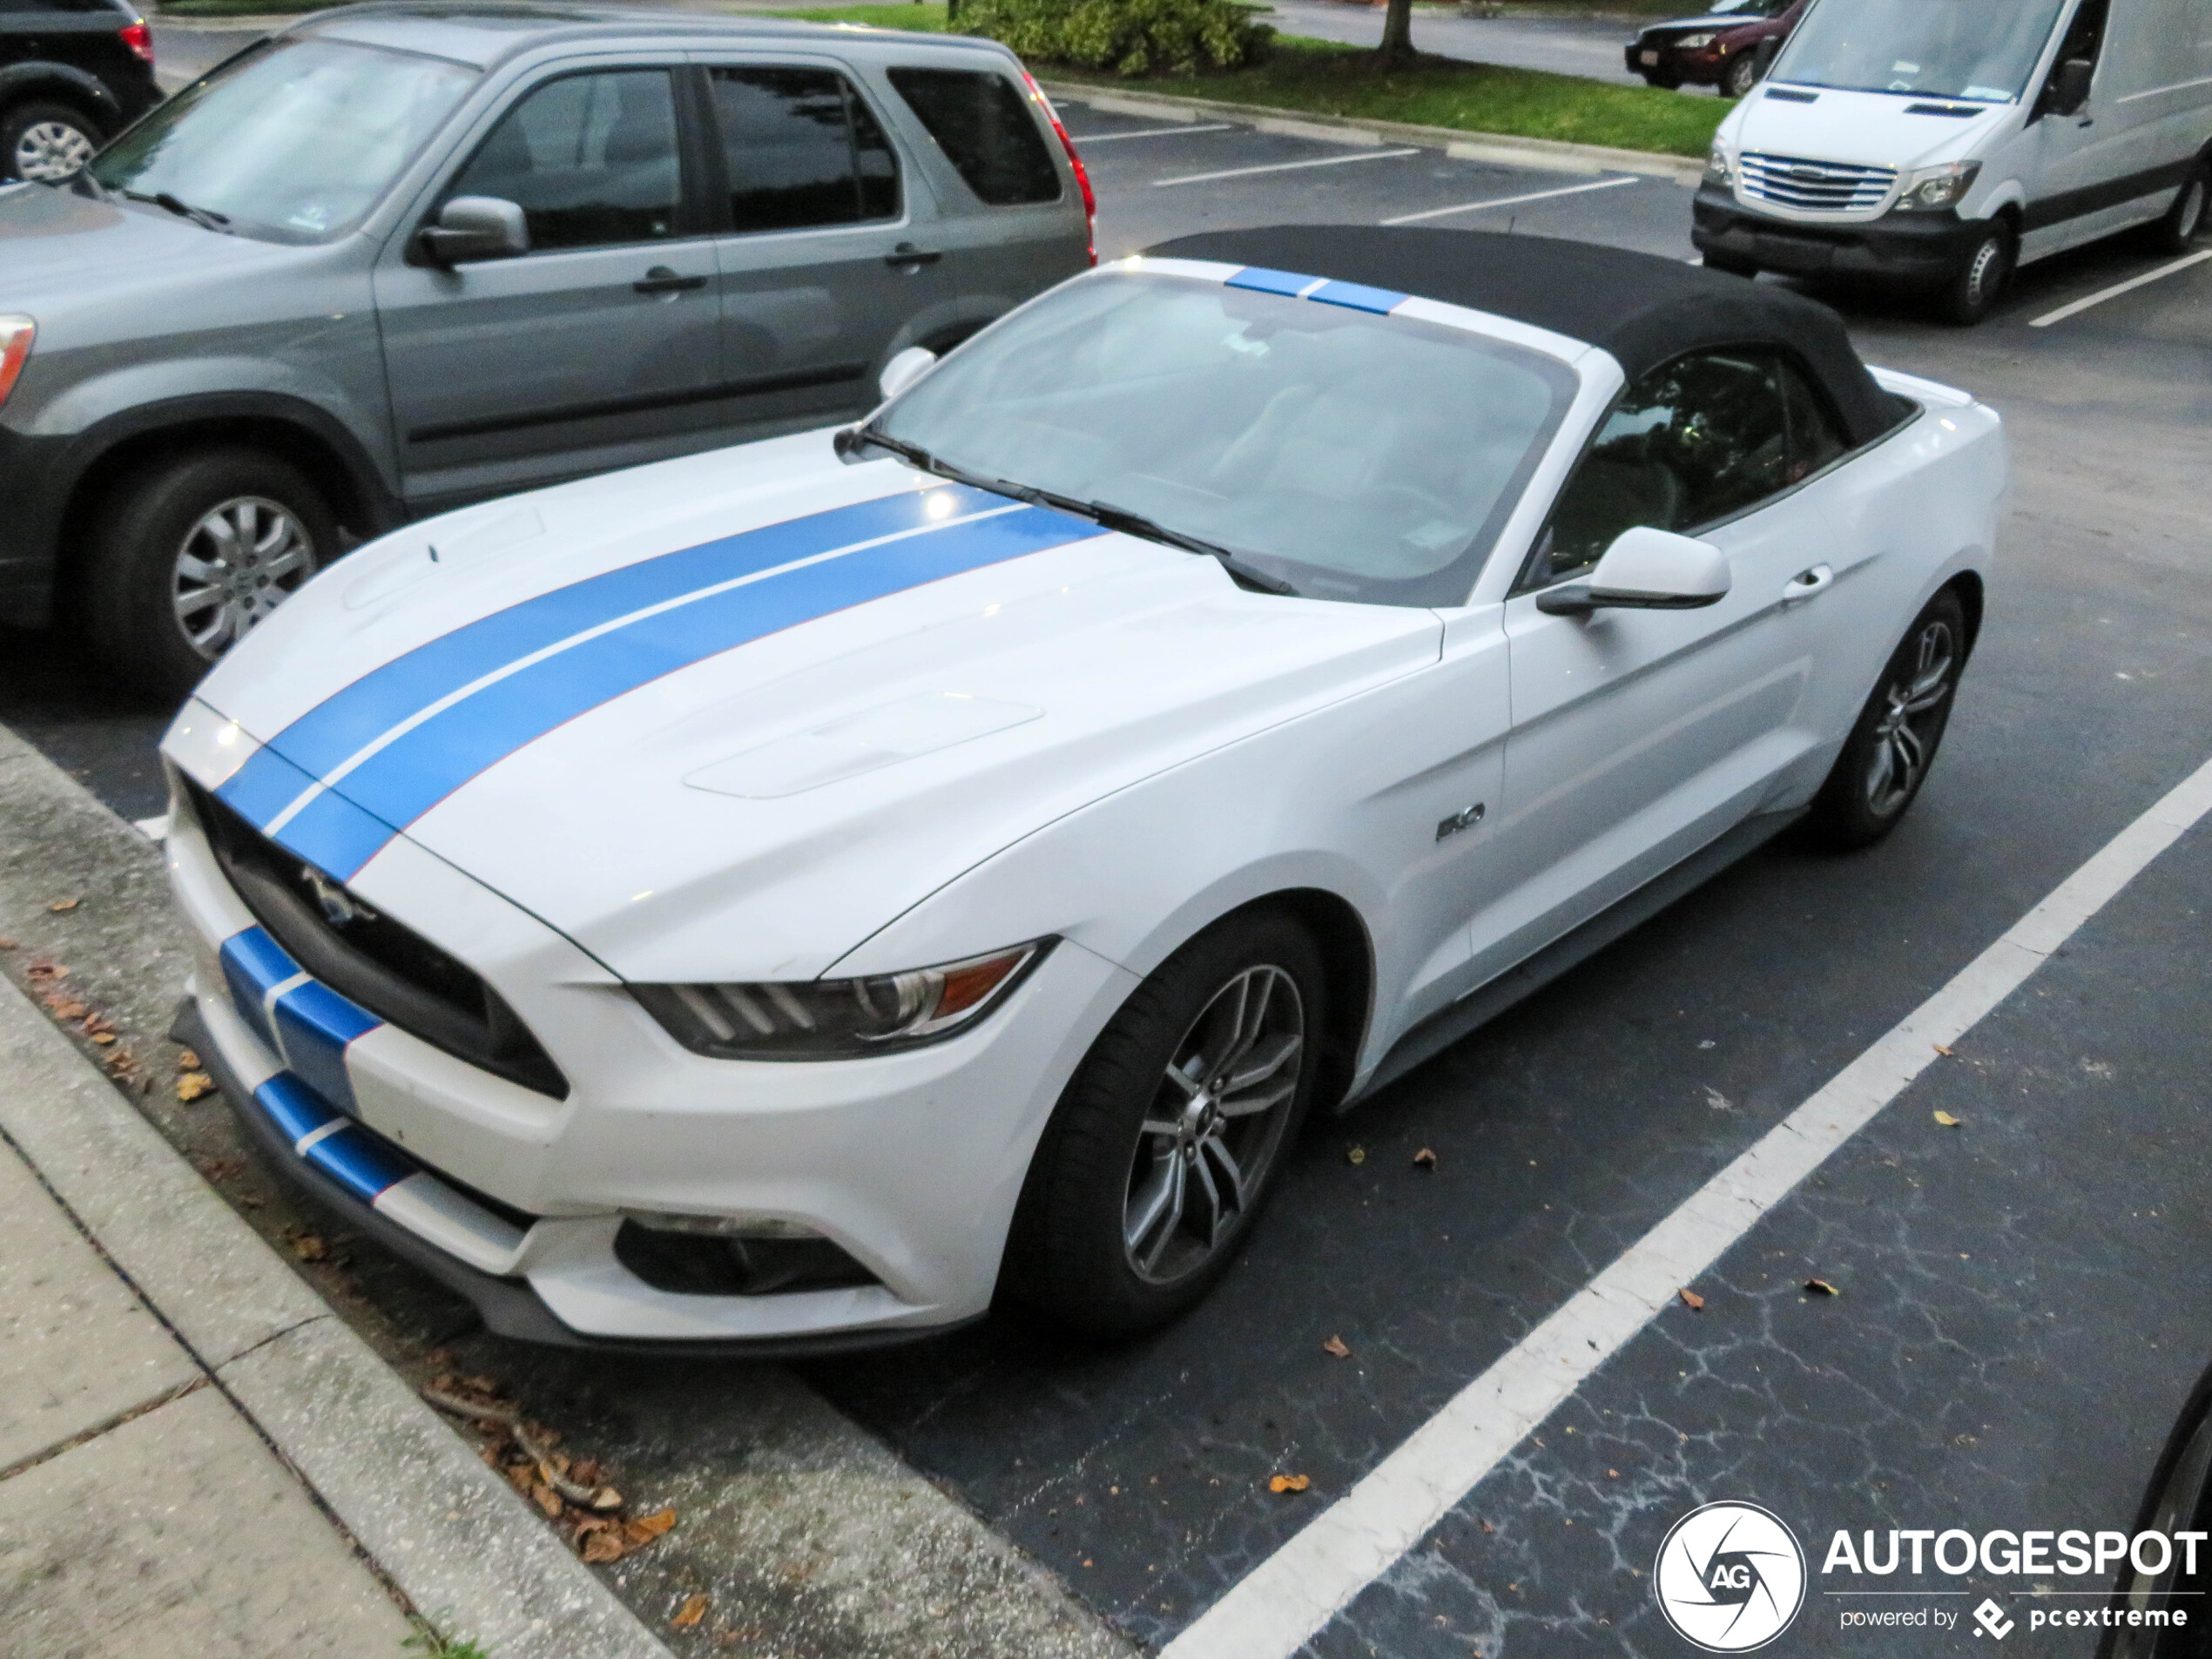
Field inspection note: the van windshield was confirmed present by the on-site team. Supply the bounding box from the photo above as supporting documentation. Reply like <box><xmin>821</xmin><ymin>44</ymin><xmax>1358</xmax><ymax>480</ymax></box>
<box><xmin>1770</xmin><ymin>0</ymin><xmax>2067</xmax><ymax>102</ymax></box>
<box><xmin>89</xmin><ymin>37</ymin><xmax>478</xmax><ymax>243</ymax></box>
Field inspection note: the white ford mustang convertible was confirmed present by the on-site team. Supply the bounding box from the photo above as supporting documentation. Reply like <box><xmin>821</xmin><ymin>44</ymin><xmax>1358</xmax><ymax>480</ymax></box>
<box><xmin>162</xmin><ymin>227</ymin><xmax>2005</xmax><ymax>1351</ymax></box>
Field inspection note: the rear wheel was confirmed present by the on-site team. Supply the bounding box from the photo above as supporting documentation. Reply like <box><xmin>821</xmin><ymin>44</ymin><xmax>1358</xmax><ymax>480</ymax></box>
<box><xmin>1006</xmin><ymin>910</ymin><xmax>1325</xmax><ymax>1338</ymax></box>
<box><xmin>1</xmin><ymin>99</ymin><xmax>102</xmax><ymax>183</ymax></box>
<box><xmin>1934</xmin><ymin>221</ymin><xmax>2015</xmax><ymax>325</ymax></box>
<box><xmin>77</xmin><ymin>448</ymin><xmax>335</xmax><ymax>704</ymax></box>
<box><xmin>1804</xmin><ymin>589</ymin><xmax>1967</xmax><ymax>849</ymax></box>
<box><xmin>2146</xmin><ymin>161</ymin><xmax>2208</xmax><ymax>255</ymax></box>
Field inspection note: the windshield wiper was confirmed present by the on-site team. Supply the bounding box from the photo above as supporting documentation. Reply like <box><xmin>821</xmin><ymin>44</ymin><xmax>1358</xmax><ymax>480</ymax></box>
<box><xmin>125</xmin><ymin>189</ymin><xmax>233</xmax><ymax>233</ymax></box>
<box><xmin>836</xmin><ymin>426</ymin><xmax>1298</xmax><ymax>597</ymax></box>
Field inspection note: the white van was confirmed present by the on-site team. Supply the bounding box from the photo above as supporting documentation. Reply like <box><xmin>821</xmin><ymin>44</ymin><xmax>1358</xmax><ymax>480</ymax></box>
<box><xmin>1694</xmin><ymin>0</ymin><xmax>2212</xmax><ymax>321</ymax></box>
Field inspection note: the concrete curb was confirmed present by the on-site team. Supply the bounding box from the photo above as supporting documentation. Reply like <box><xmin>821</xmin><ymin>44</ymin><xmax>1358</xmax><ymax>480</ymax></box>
<box><xmin>1039</xmin><ymin>79</ymin><xmax>1706</xmax><ymax>185</ymax></box>
<box><xmin>0</xmin><ymin>765</ymin><xmax>671</xmax><ymax>1659</ymax></box>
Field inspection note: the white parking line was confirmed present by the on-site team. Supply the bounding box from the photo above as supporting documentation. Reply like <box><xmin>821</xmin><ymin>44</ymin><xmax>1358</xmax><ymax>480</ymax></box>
<box><xmin>2029</xmin><ymin>248</ymin><xmax>2212</xmax><ymax>327</ymax></box>
<box><xmin>1162</xmin><ymin>751</ymin><xmax>2212</xmax><ymax>1659</ymax></box>
<box><xmin>1153</xmin><ymin>148</ymin><xmax>1422</xmax><ymax>188</ymax></box>
<box><xmin>1066</xmin><ymin>123</ymin><xmax>1238</xmax><ymax>143</ymax></box>
<box><xmin>1380</xmin><ymin>174</ymin><xmax>1640</xmax><ymax>225</ymax></box>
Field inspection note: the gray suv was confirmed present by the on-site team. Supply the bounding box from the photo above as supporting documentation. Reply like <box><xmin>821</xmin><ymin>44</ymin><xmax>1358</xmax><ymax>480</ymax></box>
<box><xmin>0</xmin><ymin>3</ymin><xmax>1093</xmax><ymax>701</ymax></box>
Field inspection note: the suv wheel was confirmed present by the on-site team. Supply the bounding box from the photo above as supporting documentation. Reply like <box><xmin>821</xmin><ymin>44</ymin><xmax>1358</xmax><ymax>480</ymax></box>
<box><xmin>1723</xmin><ymin>53</ymin><xmax>1763</xmax><ymax>98</ymax></box>
<box><xmin>80</xmin><ymin>448</ymin><xmax>335</xmax><ymax>703</ymax></box>
<box><xmin>2</xmin><ymin>100</ymin><xmax>103</xmax><ymax>183</ymax></box>
<box><xmin>1006</xmin><ymin>910</ymin><xmax>1326</xmax><ymax>1338</ymax></box>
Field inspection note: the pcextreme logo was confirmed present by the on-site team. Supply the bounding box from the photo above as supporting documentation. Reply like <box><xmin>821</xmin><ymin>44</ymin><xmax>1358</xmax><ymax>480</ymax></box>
<box><xmin>1656</xmin><ymin>1501</ymin><xmax>1810</xmax><ymax>1652</ymax></box>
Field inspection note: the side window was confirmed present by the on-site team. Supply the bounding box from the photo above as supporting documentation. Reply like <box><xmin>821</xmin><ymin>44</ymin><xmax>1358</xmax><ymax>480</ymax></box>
<box><xmin>1780</xmin><ymin>362</ymin><xmax>1847</xmax><ymax>482</ymax></box>
<box><xmin>887</xmin><ymin>66</ymin><xmax>1062</xmax><ymax>206</ymax></box>
<box><xmin>708</xmin><ymin>67</ymin><xmax>900</xmax><ymax>233</ymax></box>
<box><xmin>1530</xmin><ymin>351</ymin><xmax>1792</xmax><ymax>585</ymax></box>
<box><xmin>447</xmin><ymin>70</ymin><xmax>681</xmax><ymax>252</ymax></box>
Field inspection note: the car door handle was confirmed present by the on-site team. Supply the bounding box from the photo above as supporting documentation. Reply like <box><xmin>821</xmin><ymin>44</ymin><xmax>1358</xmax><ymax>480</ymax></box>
<box><xmin>885</xmin><ymin>243</ymin><xmax>943</xmax><ymax>269</ymax></box>
<box><xmin>1782</xmin><ymin>563</ymin><xmax>1835</xmax><ymax>603</ymax></box>
<box><xmin>634</xmin><ymin>266</ymin><xmax>708</xmax><ymax>294</ymax></box>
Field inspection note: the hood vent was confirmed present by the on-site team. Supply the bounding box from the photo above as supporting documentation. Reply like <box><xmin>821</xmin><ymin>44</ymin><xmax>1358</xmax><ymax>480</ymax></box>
<box><xmin>1764</xmin><ymin>87</ymin><xmax>1818</xmax><ymax>103</ymax></box>
<box><xmin>1905</xmin><ymin>102</ymin><xmax>1981</xmax><ymax>117</ymax></box>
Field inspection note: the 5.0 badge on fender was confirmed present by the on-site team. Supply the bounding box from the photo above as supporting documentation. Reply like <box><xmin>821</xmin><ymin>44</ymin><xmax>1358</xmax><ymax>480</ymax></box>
<box><xmin>1656</xmin><ymin>1501</ymin><xmax>1808</xmax><ymax>1651</ymax></box>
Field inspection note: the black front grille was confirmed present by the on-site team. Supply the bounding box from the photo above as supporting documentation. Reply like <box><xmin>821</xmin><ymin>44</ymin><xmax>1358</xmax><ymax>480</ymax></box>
<box><xmin>186</xmin><ymin>778</ymin><xmax>569</xmax><ymax>1099</ymax></box>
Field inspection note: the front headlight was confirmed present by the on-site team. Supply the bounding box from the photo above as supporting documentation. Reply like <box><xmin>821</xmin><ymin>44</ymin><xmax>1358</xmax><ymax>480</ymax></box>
<box><xmin>1676</xmin><ymin>31</ymin><xmax>1717</xmax><ymax>50</ymax></box>
<box><xmin>1704</xmin><ymin>141</ymin><xmax>1734</xmax><ymax>187</ymax></box>
<box><xmin>0</xmin><ymin>317</ymin><xmax>35</xmax><ymax>413</ymax></box>
<box><xmin>1892</xmin><ymin>161</ymin><xmax>1982</xmax><ymax>212</ymax></box>
<box><xmin>632</xmin><ymin>940</ymin><xmax>1052</xmax><ymax>1060</ymax></box>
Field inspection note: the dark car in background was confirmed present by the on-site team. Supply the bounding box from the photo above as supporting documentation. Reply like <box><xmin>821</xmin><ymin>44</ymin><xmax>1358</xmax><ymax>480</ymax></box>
<box><xmin>1</xmin><ymin>0</ymin><xmax>158</xmax><ymax>182</ymax></box>
<box><xmin>1628</xmin><ymin>0</ymin><xmax>1806</xmax><ymax>98</ymax></box>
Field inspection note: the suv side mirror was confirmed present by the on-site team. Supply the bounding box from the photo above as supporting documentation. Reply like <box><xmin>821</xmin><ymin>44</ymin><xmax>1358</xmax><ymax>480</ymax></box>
<box><xmin>2047</xmin><ymin>57</ymin><xmax>2094</xmax><ymax>116</ymax></box>
<box><xmin>1536</xmin><ymin>526</ymin><xmax>1730</xmax><ymax>616</ymax></box>
<box><xmin>417</xmin><ymin>196</ymin><xmax>529</xmax><ymax>267</ymax></box>
<box><xmin>878</xmin><ymin>345</ymin><xmax>938</xmax><ymax>402</ymax></box>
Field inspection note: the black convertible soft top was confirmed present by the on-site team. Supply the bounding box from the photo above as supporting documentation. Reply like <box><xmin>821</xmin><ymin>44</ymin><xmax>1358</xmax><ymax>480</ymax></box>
<box><xmin>1145</xmin><ymin>226</ymin><xmax>1903</xmax><ymax>448</ymax></box>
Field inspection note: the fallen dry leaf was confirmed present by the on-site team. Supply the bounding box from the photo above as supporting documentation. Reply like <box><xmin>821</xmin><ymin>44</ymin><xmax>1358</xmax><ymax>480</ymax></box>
<box><xmin>1804</xmin><ymin>1278</ymin><xmax>1839</xmax><ymax>1297</ymax></box>
<box><xmin>176</xmin><ymin>1071</ymin><xmax>215</xmax><ymax>1103</ymax></box>
<box><xmin>177</xmin><ymin>1049</ymin><xmax>201</xmax><ymax>1071</ymax></box>
<box><xmin>25</xmin><ymin>961</ymin><xmax>65</xmax><ymax>981</ymax></box>
<box><xmin>625</xmin><ymin>1507</ymin><xmax>678</xmax><ymax>1545</ymax></box>
<box><xmin>1933</xmin><ymin>1043</ymin><xmax>1953</xmax><ymax>1057</ymax></box>
<box><xmin>91</xmin><ymin>1032</ymin><xmax>117</xmax><ymax>1046</ymax></box>
<box><xmin>1321</xmin><ymin>1335</ymin><xmax>1351</xmax><ymax>1359</ymax></box>
<box><xmin>290</xmin><ymin>1233</ymin><xmax>328</xmax><ymax>1262</ymax></box>
<box><xmin>1932</xmin><ymin>1110</ymin><xmax>1962</xmax><ymax>1128</ymax></box>
<box><xmin>1677</xmin><ymin>1288</ymin><xmax>1705</xmax><ymax>1312</ymax></box>
<box><xmin>590</xmin><ymin>1486</ymin><xmax>623</xmax><ymax>1511</ymax></box>
<box><xmin>49</xmin><ymin>898</ymin><xmax>80</xmax><ymax>914</ymax></box>
<box><xmin>1345</xmin><ymin>1145</ymin><xmax>1366</xmax><ymax>1166</ymax></box>
<box><xmin>672</xmin><ymin>1594</ymin><xmax>710</xmax><ymax>1629</ymax></box>
<box><xmin>46</xmin><ymin>998</ymin><xmax>89</xmax><ymax>1020</ymax></box>
<box><xmin>580</xmin><ymin>1529</ymin><xmax>625</xmax><ymax>1564</ymax></box>
<box><xmin>530</xmin><ymin>1483</ymin><xmax>564</xmax><ymax>1518</ymax></box>
<box><xmin>1268</xmin><ymin>1474</ymin><xmax>1312</xmax><ymax>1494</ymax></box>
<box><xmin>0</xmin><ymin>936</ymin><xmax>16</xmax><ymax>949</ymax></box>
<box><xmin>1413</xmin><ymin>1147</ymin><xmax>1438</xmax><ymax>1170</ymax></box>
<box><xmin>1608</xmin><ymin>1469</ymin><xmax>1621</xmax><ymax>1479</ymax></box>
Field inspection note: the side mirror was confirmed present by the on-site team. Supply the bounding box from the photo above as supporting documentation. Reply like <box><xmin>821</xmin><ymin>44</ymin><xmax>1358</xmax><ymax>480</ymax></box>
<box><xmin>1536</xmin><ymin>526</ymin><xmax>1730</xmax><ymax>617</ymax></box>
<box><xmin>2047</xmin><ymin>57</ymin><xmax>2094</xmax><ymax>116</ymax></box>
<box><xmin>416</xmin><ymin>196</ymin><xmax>528</xmax><ymax>267</ymax></box>
<box><xmin>878</xmin><ymin>345</ymin><xmax>938</xmax><ymax>403</ymax></box>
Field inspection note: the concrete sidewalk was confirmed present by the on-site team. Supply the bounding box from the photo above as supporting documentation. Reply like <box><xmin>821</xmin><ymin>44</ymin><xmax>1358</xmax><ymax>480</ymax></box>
<box><xmin>0</xmin><ymin>1109</ymin><xmax>416</xmax><ymax>1657</ymax></box>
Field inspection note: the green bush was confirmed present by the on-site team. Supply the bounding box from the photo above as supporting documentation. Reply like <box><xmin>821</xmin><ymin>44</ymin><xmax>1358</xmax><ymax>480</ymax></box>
<box><xmin>960</xmin><ymin>0</ymin><xmax>1272</xmax><ymax>76</ymax></box>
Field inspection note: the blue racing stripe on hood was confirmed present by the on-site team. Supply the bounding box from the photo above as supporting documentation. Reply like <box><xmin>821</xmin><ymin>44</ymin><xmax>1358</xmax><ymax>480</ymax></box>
<box><xmin>222</xmin><ymin>489</ymin><xmax>1102</xmax><ymax>880</ymax></box>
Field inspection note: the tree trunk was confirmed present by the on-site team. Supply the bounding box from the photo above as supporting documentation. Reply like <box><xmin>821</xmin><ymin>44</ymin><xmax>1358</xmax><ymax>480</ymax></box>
<box><xmin>1378</xmin><ymin>0</ymin><xmax>1415</xmax><ymax>66</ymax></box>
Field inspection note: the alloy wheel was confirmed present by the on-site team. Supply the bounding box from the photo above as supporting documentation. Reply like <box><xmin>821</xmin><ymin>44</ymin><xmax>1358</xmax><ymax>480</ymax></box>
<box><xmin>1123</xmin><ymin>964</ymin><xmax>1305</xmax><ymax>1285</ymax></box>
<box><xmin>14</xmin><ymin>119</ymin><xmax>94</xmax><ymax>181</ymax></box>
<box><xmin>172</xmin><ymin>496</ymin><xmax>318</xmax><ymax>658</ymax></box>
<box><xmin>1864</xmin><ymin>617</ymin><xmax>1956</xmax><ymax>818</ymax></box>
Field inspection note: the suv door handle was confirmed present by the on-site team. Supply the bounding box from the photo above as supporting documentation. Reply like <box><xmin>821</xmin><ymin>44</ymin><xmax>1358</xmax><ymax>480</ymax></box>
<box><xmin>1782</xmin><ymin>563</ymin><xmax>1835</xmax><ymax>603</ymax></box>
<box><xmin>634</xmin><ymin>266</ymin><xmax>708</xmax><ymax>294</ymax></box>
<box><xmin>885</xmin><ymin>242</ymin><xmax>942</xmax><ymax>269</ymax></box>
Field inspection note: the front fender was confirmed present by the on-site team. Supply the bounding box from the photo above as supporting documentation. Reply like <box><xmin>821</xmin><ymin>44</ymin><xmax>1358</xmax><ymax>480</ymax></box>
<box><xmin>0</xmin><ymin>62</ymin><xmax>124</xmax><ymax>125</ymax></box>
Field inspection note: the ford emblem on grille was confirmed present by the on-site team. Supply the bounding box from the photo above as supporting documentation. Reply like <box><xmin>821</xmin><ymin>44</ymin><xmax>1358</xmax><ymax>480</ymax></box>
<box><xmin>302</xmin><ymin>867</ymin><xmax>377</xmax><ymax>928</ymax></box>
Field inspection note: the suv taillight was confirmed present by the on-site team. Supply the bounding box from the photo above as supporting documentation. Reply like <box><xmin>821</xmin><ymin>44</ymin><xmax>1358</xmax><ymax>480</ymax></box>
<box><xmin>119</xmin><ymin>18</ymin><xmax>152</xmax><ymax>64</ymax></box>
<box><xmin>1020</xmin><ymin>68</ymin><xmax>1096</xmax><ymax>266</ymax></box>
<box><xmin>0</xmin><ymin>319</ymin><xmax>34</xmax><ymax>413</ymax></box>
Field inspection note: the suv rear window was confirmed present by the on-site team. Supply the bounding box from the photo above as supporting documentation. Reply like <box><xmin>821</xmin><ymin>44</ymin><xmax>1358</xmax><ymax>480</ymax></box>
<box><xmin>886</xmin><ymin>66</ymin><xmax>1061</xmax><ymax>206</ymax></box>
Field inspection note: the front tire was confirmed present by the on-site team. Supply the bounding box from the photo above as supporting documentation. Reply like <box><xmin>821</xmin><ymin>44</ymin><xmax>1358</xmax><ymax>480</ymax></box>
<box><xmin>1723</xmin><ymin>53</ymin><xmax>1763</xmax><ymax>98</ymax></box>
<box><xmin>1006</xmin><ymin>910</ymin><xmax>1326</xmax><ymax>1338</ymax></box>
<box><xmin>77</xmin><ymin>448</ymin><xmax>335</xmax><ymax>705</ymax></box>
<box><xmin>1935</xmin><ymin>222</ymin><xmax>2015</xmax><ymax>325</ymax></box>
<box><xmin>1</xmin><ymin>99</ymin><xmax>103</xmax><ymax>183</ymax></box>
<box><xmin>1804</xmin><ymin>589</ymin><xmax>1967</xmax><ymax>850</ymax></box>
<box><xmin>2146</xmin><ymin>161</ymin><xmax>2208</xmax><ymax>255</ymax></box>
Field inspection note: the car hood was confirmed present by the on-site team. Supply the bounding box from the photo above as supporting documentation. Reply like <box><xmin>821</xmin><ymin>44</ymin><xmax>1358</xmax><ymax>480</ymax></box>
<box><xmin>0</xmin><ymin>180</ymin><xmax>301</xmax><ymax>315</ymax></box>
<box><xmin>179</xmin><ymin>433</ymin><xmax>1444</xmax><ymax>983</ymax></box>
<box><xmin>1727</xmin><ymin>84</ymin><xmax>2010</xmax><ymax>170</ymax></box>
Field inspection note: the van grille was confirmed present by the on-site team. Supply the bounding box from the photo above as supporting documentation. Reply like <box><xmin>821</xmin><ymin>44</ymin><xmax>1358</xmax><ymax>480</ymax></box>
<box><xmin>1738</xmin><ymin>152</ymin><xmax>1897</xmax><ymax>214</ymax></box>
<box><xmin>185</xmin><ymin>778</ymin><xmax>569</xmax><ymax>1099</ymax></box>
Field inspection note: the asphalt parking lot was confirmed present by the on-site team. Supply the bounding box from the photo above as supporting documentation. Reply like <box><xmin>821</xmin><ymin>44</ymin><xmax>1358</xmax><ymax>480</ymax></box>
<box><xmin>5</xmin><ymin>91</ymin><xmax>2211</xmax><ymax>1659</ymax></box>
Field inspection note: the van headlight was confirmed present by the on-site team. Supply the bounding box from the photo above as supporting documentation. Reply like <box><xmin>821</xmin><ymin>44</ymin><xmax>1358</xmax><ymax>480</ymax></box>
<box><xmin>631</xmin><ymin>940</ymin><xmax>1052</xmax><ymax>1059</ymax></box>
<box><xmin>1704</xmin><ymin>141</ymin><xmax>1734</xmax><ymax>187</ymax></box>
<box><xmin>1893</xmin><ymin>161</ymin><xmax>1981</xmax><ymax>212</ymax></box>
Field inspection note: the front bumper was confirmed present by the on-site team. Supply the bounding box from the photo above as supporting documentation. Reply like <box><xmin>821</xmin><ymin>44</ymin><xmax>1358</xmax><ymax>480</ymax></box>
<box><xmin>1692</xmin><ymin>185</ymin><xmax>1989</xmax><ymax>284</ymax></box>
<box><xmin>161</xmin><ymin>713</ymin><xmax>1136</xmax><ymax>1349</ymax></box>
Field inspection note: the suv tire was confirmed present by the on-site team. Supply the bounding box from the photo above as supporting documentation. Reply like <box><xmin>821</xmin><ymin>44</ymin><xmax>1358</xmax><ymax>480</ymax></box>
<box><xmin>1723</xmin><ymin>52</ymin><xmax>1763</xmax><ymax>98</ymax></box>
<box><xmin>2</xmin><ymin>99</ymin><xmax>104</xmax><ymax>183</ymax></box>
<box><xmin>79</xmin><ymin>448</ymin><xmax>335</xmax><ymax>704</ymax></box>
<box><xmin>1804</xmin><ymin>588</ymin><xmax>1967</xmax><ymax>850</ymax></box>
<box><xmin>1006</xmin><ymin>909</ymin><xmax>1326</xmax><ymax>1338</ymax></box>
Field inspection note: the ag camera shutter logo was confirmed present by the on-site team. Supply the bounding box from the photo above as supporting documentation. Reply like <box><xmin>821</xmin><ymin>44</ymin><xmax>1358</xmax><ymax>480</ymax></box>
<box><xmin>1656</xmin><ymin>1501</ymin><xmax>1808</xmax><ymax>1651</ymax></box>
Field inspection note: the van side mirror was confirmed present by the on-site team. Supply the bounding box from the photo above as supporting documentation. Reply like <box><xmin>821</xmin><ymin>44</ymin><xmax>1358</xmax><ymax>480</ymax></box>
<box><xmin>878</xmin><ymin>345</ymin><xmax>938</xmax><ymax>402</ymax></box>
<box><xmin>417</xmin><ymin>196</ymin><xmax>529</xmax><ymax>267</ymax></box>
<box><xmin>2046</xmin><ymin>57</ymin><xmax>2094</xmax><ymax>116</ymax></box>
<box><xmin>1536</xmin><ymin>527</ymin><xmax>1731</xmax><ymax>616</ymax></box>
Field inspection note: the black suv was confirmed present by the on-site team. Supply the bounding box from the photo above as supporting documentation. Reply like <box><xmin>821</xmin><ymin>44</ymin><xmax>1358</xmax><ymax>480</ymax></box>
<box><xmin>2</xmin><ymin>0</ymin><xmax>159</xmax><ymax>182</ymax></box>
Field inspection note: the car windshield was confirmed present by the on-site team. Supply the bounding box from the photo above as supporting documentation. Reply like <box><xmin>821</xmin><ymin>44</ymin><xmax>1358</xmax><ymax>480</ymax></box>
<box><xmin>89</xmin><ymin>36</ymin><xmax>478</xmax><ymax>242</ymax></box>
<box><xmin>1708</xmin><ymin>0</ymin><xmax>1787</xmax><ymax>17</ymax></box>
<box><xmin>873</xmin><ymin>271</ymin><xmax>1578</xmax><ymax>607</ymax></box>
<box><xmin>1770</xmin><ymin>0</ymin><xmax>2067</xmax><ymax>102</ymax></box>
